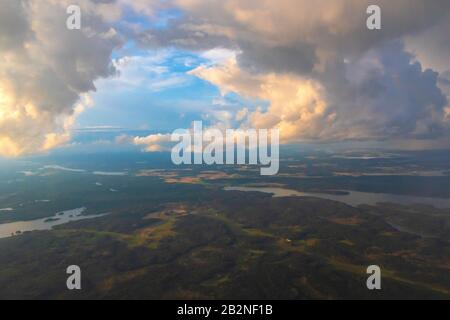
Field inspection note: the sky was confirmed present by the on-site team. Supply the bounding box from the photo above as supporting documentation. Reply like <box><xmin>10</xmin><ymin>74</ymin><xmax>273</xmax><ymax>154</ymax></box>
<box><xmin>0</xmin><ymin>0</ymin><xmax>450</xmax><ymax>157</ymax></box>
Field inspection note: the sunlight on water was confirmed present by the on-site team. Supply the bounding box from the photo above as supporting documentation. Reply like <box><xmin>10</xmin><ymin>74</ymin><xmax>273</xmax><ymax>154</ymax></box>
<box><xmin>224</xmin><ymin>186</ymin><xmax>450</xmax><ymax>209</ymax></box>
<box><xmin>0</xmin><ymin>207</ymin><xmax>108</xmax><ymax>239</ymax></box>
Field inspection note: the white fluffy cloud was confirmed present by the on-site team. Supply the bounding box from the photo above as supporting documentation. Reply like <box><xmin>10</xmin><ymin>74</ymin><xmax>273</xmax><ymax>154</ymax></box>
<box><xmin>190</xmin><ymin>58</ymin><xmax>329</xmax><ymax>142</ymax></box>
<box><xmin>132</xmin><ymin>133</ymin><xmax>173</xmax><ymax>151</ymax></box>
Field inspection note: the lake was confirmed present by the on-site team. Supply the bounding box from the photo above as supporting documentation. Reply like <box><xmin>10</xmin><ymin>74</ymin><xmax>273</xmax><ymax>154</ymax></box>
<box><xmin>0</xmin><ymin>208</ymin><xmax>108</xmax><ymax>239</ymax></box>
<box><xmin>224</xmin><ymin>186</ymin><xmax>450</xmax><ymax>209</ymax></box>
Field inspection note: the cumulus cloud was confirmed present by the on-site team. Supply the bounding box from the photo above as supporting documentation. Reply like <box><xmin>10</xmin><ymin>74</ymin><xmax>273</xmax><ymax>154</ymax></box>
<box><xmin>130</xmin><ymin>0</ymin><xmax>450</xmax><ymax>147</ymax></box>
<box><xmin>2</xmin><ymin>0</ymin><xmax>450</xmax><ymax>155</ymax></box>
<box><xmin>142</xmin><ymin>0</ymin><xmax>449</xmax><ymax>71</ymax></box>
<box><xmin>405</xmin><ymin>13</ymin><xmax>450</xmax><ymax>131</ymax></box>
<box><xmin>0</xmin><ymin>0</ymin><xmax>126</xmax><ymax>156</ymax></box>
<box><xmin>190</xmin><ymin>58</ymin><xmax>329</xmax><ymax>142</ymax></box>
<box><xmin>189</xmin><ymin>42</ymin><xmax>448</xmax><ymax>143</ymax></box>
<box><xmin>132</xmin><ymin>133</ymin><xmax>173</xmax><ymax>151</ymax></box>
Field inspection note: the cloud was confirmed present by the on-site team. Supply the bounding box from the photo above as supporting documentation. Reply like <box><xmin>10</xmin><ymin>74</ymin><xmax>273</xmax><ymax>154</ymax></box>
<box><xmin>2</xmin><ymin>0</ymin><xmax>450</xmax><ymax>156</ymax></box>
<box><xmin>404</xmin><ymin>13</ymin><xmax>450</xmax><ymax>131</ymax></box>
<box><xmin>190</xmin><ymin>41</ymin><xmax>448</xmax><ymax>143</ymax></box>
<box><xmin>96</xmin><ymin>50</ymin><xmax>192</xmax><ymax>92</ymax></box>
<box><xmin>324</xmin><ymin>42</ymin><xmax>448</xmax><ymax>141</ymax></box>
<box><xmin>0</xmin><ymin>0</ymin><xmax>125</xmax><ymax>156</ymax></box>
<box><xmin>134</xmin><ymin>0</ymin><xmax>450</xmax><ymax>145</ymax></box>
<box><xmin>141</xmin><ymin>0</ymin><xmax>449</xmax><ymax>71</ymax></box>
<box><xmin>190</xmin><ymin>58</ymin><xmax>327</xmax><ymax>142</ymax></box>
<box><xmin>118</xmin><ymin>0</ymin><xmax>165</xmax><ymax>17</ymax></box>
<box><xmin>132</xmin><ymin>133</ymin><xmax>173</xmax><ymax>151</ymax></box>
<box><xmin>0</xmin><ymin>1</ymin><xmax>30</xmax><ymax>51</ymax></box>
